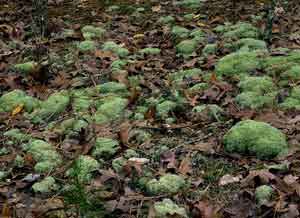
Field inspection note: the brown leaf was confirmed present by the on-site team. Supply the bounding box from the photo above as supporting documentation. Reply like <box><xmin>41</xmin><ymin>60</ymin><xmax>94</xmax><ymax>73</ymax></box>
<box><xmin>1</xmin><ymin>202</ymin><xmax>10</xmax><ymax>218</ymax></box>
<box><xmin>119</xmin><ymin>121</ymin><xmax>131</xmax><ymax>146</ymax></box>
<box><xmin>219</xmin><ymin>174</ymin><xmax>242</xmax><ymax>186</ymax></box>
<box><xmin>241</xmin><ymin>170</ymin><xmax>276</xmax><ymax>187</ymax></box>
<box><xmin>160</xmin><ymin>150</ymin><xmax>177</xmax><ymax>170</ymax></box>
<box><xmin>178</xmin><ymin>156</ymin><xmax>192</xmax><ymax>175</ymax></box>
<box><xmin>193</xmin><ymin>201</ymin><xmax>216</xmax><ymax>218</ymax></box>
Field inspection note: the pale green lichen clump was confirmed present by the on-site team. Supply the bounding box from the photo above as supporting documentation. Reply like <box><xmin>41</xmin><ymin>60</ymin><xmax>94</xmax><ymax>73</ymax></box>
<box><xmin>280</xmin><ymin>86</ymin><xmax>300</xmax><ymax>110</ymax></box>
<box><xmin>29</xmin><ymin>91</ymin><xmax>70</xmax><ymax>123</ymax></box>
<box><xmin>224</xmin><ymin>120</ymin><xmax>288</xmax><ymax>159</ymax></box>
<box><xmin>146</xmin><ymin>174</ymin><xmax>186</xmax><ymax>195</ymax></box>
<box><xmin>32</xmin><ymin>176</ymin><xmax>58</xmax><ymax>193</ymax></box>
<box><xmin>27</xmin><ymin>139</ymin><xmax>62</xmax><ymax>173</ymax></box>
<box><xmin>92</xmin><ymin>137</ymin><xmax>119</xmax><ymax>159</ymax></box>
<box><xmin>81</xmin><ymin>25</ymin><xmax>105</xmax><ymax>40</ymax></box>
<box><xmin>216</xmin><ymin>51</ymin><xmax>262</xmax><ymax>77</ymax></box>
<box><xmin>154</xmin><ymin>199</ymin><xmax>188</xmax><ymax>218</ymax></box>
<box><xmin>0</xmin><ymin>89</ymin><xmax>40</xmax><ymax>113</ymax></box>
<box><xmin>255</xmin><ymin>185</ymin><xmax>274</xmax><ymax>205</ymax></box>
<box><xmin>67</xmin><ymin>155</ymin><xmax>100</xmax><ymax>183</ymax></box>
<box><xmin>235</xmin><ymin>76</ymin><xmax>277</xmax><ymax>109</ymax></box>
<box><xmin>102</xmin><ymin>41</ymin><xmax>129</xmax><ymax>58</ymax></box>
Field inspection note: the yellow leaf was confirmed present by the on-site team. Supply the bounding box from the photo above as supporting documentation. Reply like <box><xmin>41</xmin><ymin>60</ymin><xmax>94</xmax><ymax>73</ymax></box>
<box><xmin>197</xmin><ymin>22</ymin><xmax>207</xmax><ymax>27</ymax></box>
<box><xmin>11</xmin><ymin>104</ymin><xmax>24</xmax><ymax>116</ymax></box>
<box><xmin>133</xmin><ymin>34</ymin><xmax>144</xmax><ymax>39</ymax></box>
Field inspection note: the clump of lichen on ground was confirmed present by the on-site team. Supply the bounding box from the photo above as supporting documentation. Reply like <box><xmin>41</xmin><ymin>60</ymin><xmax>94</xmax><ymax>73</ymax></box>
<box><xmin>154</xmin><ymin>199</ymin><xmax>188</xmax><ymax>218</ymax></box>
<box><xmin>280</xmin><ymin>86</ymin><xmax>300</xmax><ymax>110</ymax></box>
<box><xmin>0</xmin><ymin>89</ymin><xmax>40</xmax><ymax>113</ymax></box>
<box><xmin>224</xmin><ymin>120</ymin><xmax>288</xmax><ymax>159</ymax></box>
<box><xmin>32</xmin><ymin>176</ymin><xmax>59</xmax><ymax>193</ymax></box>
<box><xmin>102</xmin><ymin>41</ymin><xmax>129</xmax><ymax>58</ymax></box>
<box><xmin>92</xmin><ymin>137</ymin><xmax>119</xmax><ymax>159</ymax></box>
<box><xmin>216</xmin><ymin>51</ymin><xmax>263</xmax><ymax>77</ymax></box>
<box><xmin>93</xmin><ymin>95</ymin><xmax>128</xmax><ymax>124</ymax></box>
<box><xmin>29</xmin><ymin>91</ymin><xmax>70</xmax><ymax>123</ymax></box>
<box><xmin>146</xmin><ymin>174</ymin><xmax>186</xmax><ymax>195</ymax></box>
<box><xmin>27</xmin><ymin>139</ymin><xmax>62</xmax><ymax>173</ymax></box>
<box><xmin>235</xmin><ymin>76</ymin><xmax>277</xmax><ymax>109</ymax></box>
<box><xmin>67</xmin><ymin>155</ymin><xmax>100</xmax><ymax>183</ymax></box>
<box><xmin>81</xmin><ymin>25</ymin><xmax>105</xmax><ymax>40</ymax></box>
<box><xmin>255</xmin><ymin>185</ymin><xmax>274</xmax><ymax>205</ymax></box>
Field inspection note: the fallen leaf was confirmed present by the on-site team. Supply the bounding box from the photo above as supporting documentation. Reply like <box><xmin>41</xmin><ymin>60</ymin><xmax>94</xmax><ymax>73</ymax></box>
<box><xmin>119</xmin><ymin>121</ymin><xmax>131</xmax><ymax>146</ymax></box>
<box><xmin>151</xmin><ymin>5</ymin><xmax>161</xmax><ymax>12</ymax></box>
<box><xmin>11</xmin><ymin>104</ymin><xmax>24</xmax><ymax>116</ymax></box>
<box><xmin>219</xmin><ymin>174</ymin><xmax>242</xmax><ymax>186</ymax></box>
<box><xmin>241</xmin><ymin>170</ymin><xmax>276</xmax><ymax>187</ymax></box>
<box><xmin>193</xmin><ymin>201</ymin><xmax>216</xmax><ymax>218</ymax></box>
<box><xmin>178</xmin><ymin>156</ymin><xmax>192</xmax><ymax>175</ymax></box>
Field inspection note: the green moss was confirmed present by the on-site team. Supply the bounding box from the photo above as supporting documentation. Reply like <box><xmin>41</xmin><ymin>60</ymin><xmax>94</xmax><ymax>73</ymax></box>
<box><xmin>156</xmin><ymin>100</ymin><xmax>177</xmax><ymax>119</ymax></box>
<box><xmin>192</xmin><ymin>104</ymin><xmax>224</xmax><ymax>121</ymax></box>
<box><xmin>0</xmin><ymin>89</ymin><xmax>40</xmax><ymax>113</ymax></box>
<box><xmin>78</xmin><ymin>40</ymin><xmax>96</xmax><ymax>52</ymax></box>
<box><xmin>129</xmin><ymin>129</ymin><xmax>152</xmax><ymax>144</ymax></box>
<box><xmin>139</xmin><ymin>47</ymin><xmax>161</xmax><ymax>55</ymax></box>
<box><xmin>183</xmin><ymin>13</ymin><xmax>195</xmax><ymax>21</ymax></box>
<box><xmin>92</xmin><ymin>138</ymin><xmax>119</xmax><ymax>159</ymax></box>
<box><xmin>52</xmin><ymin>118</ymin><xmax>89</xmax><ymax>137</ymax></box>
<box><xmin>102</xmin><ymin>41</ymin><xmax>129</xmax><ymax>58</ymax></box>
<box><xmin>158</xmin><ymin>16</ymin><xmax>175</xmax><ymax>25</ymax></box>
<box><xmin>146</xmin><ymin>174</ymin><xmax>186</xmax><ymax>195</ymax></box>
<box><xmin>263</xmin><ymin>51</ymin><xmax>300</xmax><ymax>76</ymax></box>
<box><xmin>235</xmin><ymin>76</ymin><xmax>277</xmax><ymax>109</ymax></box>
<box><xmin>14</xmin><ymin>155</ymin><xmax>24</xmax><ymax>168</ymax></box>
<box><xmin>188</xmin><ymin>83</ymin><xmax>208</xmax><ymax>94</ymax></box>
<box><xmin>111</xmin><ymin>59</ymin><xmax>127</xmax><ymax>71</ymax></box>
<box><xmin>221</xmin><ymin>22</ymin><xmax>260</xmax><ymax>40</ymax></box>
<box><xmin>27</xmin><ymin>139</ymin><xmax>62</xmax><ymax>173</ymax></box>
<box><xmin>280</xmin><ymin>86</ymin><xmax>300</xmax><ymax>110</ymax></box>
<box><xmin>29</xmin><ymin>91</ymin><xmax>70</xmax><ymax>123</ymax></box>
<box><xmin>170</xmin><ymin>68</ymin><xmax>202</xmax><ymax>87</ymax></box>
<box><xmin>32</xmin><ymin>176</ymin><xmax>58</xmax><ymax>193</ymax></box>
<box><xmin>190</xmin><ymin>29</ymin><xmax>206</xmax><ymax>42</ymax></box>
<box><xmin>4</xmin><ymin>129</ymin><xmax>31</xmax><ymax>143</ymax></box>
<box><xmin>224</xmin><ymin>120</ymin><xmax>288</xmax><ymax>159</ymax></box>
<box><xmin>0</xmin><ymin>171</ymin><xmax>8</xmax><ymax>181</ymax></box>
<box><xmin>14</xmin><ymin>61</ymin><xmax>37</xmax><ymax>74</ymax></box>
<box><xmin>112</xmin><ymin>157</ymin><xmax>127</xmax><ymax>173</ymax></box>
<box><xmin>171</xmin><ymin>26</ymin><xmax>190</xmax><ymax>39</ymax></box>
<box><xmin>202</xmin><ymin>43</ymin><xmax>217</xmax><ymax>56</ymax></box>
<box><xmin>216</xmin><ymin>51</ymin><xmax>262</xmax><ymax>77</ymax></box>
<box><xmin>255</xmin><ymin>185</ymin><xmax>273</xmax><ymax>205</ymax></box>
<box><xmin>154</xmin><ymin>199</ymin><xmax>188</xmax><ymax>218</ymax></box>
<box><xmin>97</xmin><ymin>82</ymin><xmax>128</xmax><ymax>95</ymax></box>
<box><xmin>71</xmin><ymin>89</ymin><xmax>93</xmax><ymax>113</ymax></box>
<box><xmin>175</xmin><ymin>0</ymin><xmax>203</xmax><ymax>9</ymax></box>
<box><xmin>67</xmin><ymin>155</ymin><xmax>100</xmax><ymax>183</ymax></box>
<box><xmin>176</xmin><ymin>39</ymin><xmax>198</xmax><ymax>56</ymax></box>
<box><xmin>236</xmin><ymin>38</ymin><xmax>267</xmax><ymax>52</ymax></box>
<box><xmin>281</xmin><ymin>65</ymin><xmax>300</xmax><ymax>81</ymax></box>
<box><xmin>81</xmin><ymin>25</ymin><xmax>105</xmax><ymax>40</ymax></box>
<box><xmin>93</xmin><ymin>95</ymin><xmax>128</xmax><ymax>124</ymax></box>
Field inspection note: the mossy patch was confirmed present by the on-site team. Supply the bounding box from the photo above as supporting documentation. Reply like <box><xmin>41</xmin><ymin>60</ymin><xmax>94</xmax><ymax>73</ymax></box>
<box><xmin>216</xmin><ymin>51</ymin><xmax>262</xmax><ymax>77</ymax></box>
<box><xmin>158</xmin><ymin>16</ymin><xmax>175</xmax><ymax>25</ymax></box>
<box><xmin>0</xmin><ymin>89</ymin><xmax>40</xmax><ymax>113</ymax></box>
<box><xmin>202</xmin><ymin>43</ymin><xmax>217</xmax><ymax>56</ymax></box>
<box><xmin>176</xmin><ymin>39</ymin><xmax>198</xmax><ymax>57</ymax></box>
<box><xmin>170</xmin><ymin>68</ymin><xmax>202</xmax><ymax>87</ymax></box>
<box><xmin>4</xmin><ymin>129</ymin><xmax>31</xmax><ymax>143</ymax></box>
<box><xmin>71</xmin><ymin>89</ymin><xmax>93</xmax><ymax>113</ymax></box>
<box><xmin>51</xmin><ymin>118</ymin><xmax>89</xmax><ymax>138</ymax></box>
<box><xmin>67</xmin><ymin>155</ymin><xmax>100</xmax><ymax>183</ymax></box>
<box><xmin>146</xmin><ymin>174</ymin><xmax>186</xmax><ymax>195</ymax></box>
<box><xmin>175</xmin><ymin>0</ymin><xmax>204</xmax><ymax>9</ymax></box>
<box><xmin>235</xmin><ymin>76</ymin><xmax>277</xmax><ymax>109</ymax></box>
<box><xmin>14</xmin><ymin>61</ymin><xmax>38</xmax><ymax>74</ymax></box>
<box><xmin>102</xmin><ymin>41</ymin><xmax>129</xmax><ymax>58</ymax></box>
<box><xmin>27</xmin><ymin>139</ymin><xmax>62</xmax><ymax>173</ymax></box>
<box><xmin>138</xmin><ymin>47</ymin><xmax>161</xmax><ymax>56</ymax></box>
<box><xmin>154</xmin><ymin>199</ymin><xmax>188</xmax><ymax>218</ymax></box>
<box><xmin>29</xmin><ymin>91</ymin><xmax>70</xmax><ymax>123</ymax></box>
<box><xmin>224</xmin><ymin>120</ymin><xmax>288</xmax><ymax>159</ymax></box>
<box><xmin>156</xmin><ymin>100</ymin><xmax>177</xmax><ymax>119</ymax></box>
<box><xmin>81</xmin><ymin>25</ymin><xmax>105</xmax><ymax>40</ymax></box>
<box><xmin>92</xmin><ymin>137</ymin><xmax>119</xmax><ymax>159</ymax></box>
<box><xmin>280</xmin><ymin>86</ymin><xmax>300</xmax><ymax>110</ymax></box>
<box><xmin>215</xmin><ymin>22</ymin><xmax>260</xmax><ymax>40</ymax></box>
<box><xmin>236</xmin><ymin>38</ymin><xmax>267</xmax><ymax>52</ymax></box>
<box><xmin>255</xmin><ymin>185</ymin><xmax>273</xmax><ymax>205</ymax></box>
<box><xmin>171</xmin><ymin>26</ymin><xmax>190</xmax><ymax>40</ymax></box>
<box><xmin>93</xmin><ymin>95</ymin><xmax>128</xmax><ymax>124</ymax></box>
<box><xmin>97</xmin><ymin>82</ymin><xmax>128</xmax><ymax>96</ymax></box>
<box><xmin>32</xmin><ymin>176</ymin><xmax>58</xmax><ymax>193</ymax></box>
<box><xmin>78</xmin><ymin>40</ymin><xmax>96</xmax><ymax>52</ymax></box>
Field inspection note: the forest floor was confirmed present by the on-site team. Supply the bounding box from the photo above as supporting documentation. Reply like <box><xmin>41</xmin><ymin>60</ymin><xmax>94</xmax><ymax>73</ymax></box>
<box><xmin>1</xmin><ymin>0</ymin><xmax>300</xmax><ymax>217</ymax></box>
